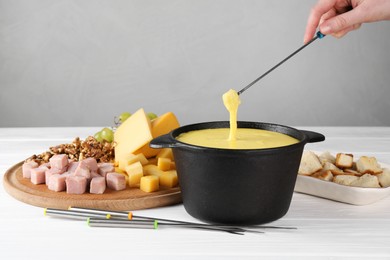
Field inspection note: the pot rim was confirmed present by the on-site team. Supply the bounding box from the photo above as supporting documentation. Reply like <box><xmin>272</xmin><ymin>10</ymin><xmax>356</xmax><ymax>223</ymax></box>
<box><xmin>152</xmin><ymin>121</ymin><xmax>324</xmax><ymax>154</ymax></box>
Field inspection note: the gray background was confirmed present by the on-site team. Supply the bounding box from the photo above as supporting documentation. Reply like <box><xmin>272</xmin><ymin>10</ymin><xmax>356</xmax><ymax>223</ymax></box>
<box><xmin>1</xmin><ymin>0</ymin><xmax>389</xmax><ymax>127</ymax></box>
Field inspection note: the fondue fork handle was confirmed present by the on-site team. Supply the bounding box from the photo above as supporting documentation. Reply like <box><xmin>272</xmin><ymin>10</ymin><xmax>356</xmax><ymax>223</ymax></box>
<box><xmin>237</xmin><ymin>31</ymin><xmax>325</xmax><ymax>95</ymax></box>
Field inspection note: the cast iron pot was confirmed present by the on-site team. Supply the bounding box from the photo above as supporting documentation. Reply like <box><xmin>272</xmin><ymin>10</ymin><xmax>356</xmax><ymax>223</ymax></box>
<box><xmin>150</xmin><ymin>121</ymin><xmax>325</xmax><ymax>225</ymax></box>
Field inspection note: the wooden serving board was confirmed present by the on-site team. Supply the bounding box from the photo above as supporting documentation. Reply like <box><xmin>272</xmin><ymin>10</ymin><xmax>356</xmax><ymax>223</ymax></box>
<box><xmin>3</xmin><ymin>162</ymin><xmax>182</xmax><ymax>211</ymax></box>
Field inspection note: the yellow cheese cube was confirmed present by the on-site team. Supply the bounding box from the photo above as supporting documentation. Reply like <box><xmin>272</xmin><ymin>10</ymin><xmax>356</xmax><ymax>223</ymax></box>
<box><xmin>134</xmin><ymin>153</ymin><xmax>148</xmax><ymax>165</ymax></box>
<box><xmin>157</xmin><ymin>157</ymin><xmax>171</xmax><ymax>171</ymax></box>
<box><xmin>118</xmin><ymin>153</ymin><xmax>148</xmax><ymax>171</ymax></box>
<box><xmin>146</xmin><ymin>157</ymin><xmax>158</xmax><ymax>166</ymax></box>
<box><xmin>125</xmin><ymin>162</ymin><xmax>144</xmax><ymax>188</ymax></box>
<box><xmin>140</xmin><ymin>175</ymin><xmax>159</xmax><ymax>192</ymax></box>
<box><xmin>128</xmin><ymin>171</ymin><xmax>143</xmax><ymax>188</ymax></box>
<box><xmin>114</xmin><ymin>108</ymin><xmax>153</xmax><ymax>164</ymax></box>
<box><xmin>143</xmin><ymin>164</ymin><xmax>163</xmax><ymax>178</ymax></box>
<box><xmin>125</xmin><ymin>161</ymin><xmax>143</xmax><ymax>175</ymax></box>
<box><xmin>156</xmin><ymin>148</ymin><xmax>174</xmax><ymax>160</ymax></box>
<box><xmin>160</xmin><ymin>170</ymin><xmax>178</xmax><ymax>188</ymax></box>
<box><xmin>118</xmin><ymin>153</ymin><xmax>137</xmax><ymax>171</ymax></box>
<box><xmin>135</xmin><ymin>112</ymin><xmax>179</xmax><ymax>158</ymax></box>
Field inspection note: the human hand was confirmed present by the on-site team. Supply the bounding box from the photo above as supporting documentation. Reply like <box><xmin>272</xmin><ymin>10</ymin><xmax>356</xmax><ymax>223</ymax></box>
<box><xmin>304</xmin><ymin>0</ymin><xmax>390</xmax><ymax>43</ymax></box>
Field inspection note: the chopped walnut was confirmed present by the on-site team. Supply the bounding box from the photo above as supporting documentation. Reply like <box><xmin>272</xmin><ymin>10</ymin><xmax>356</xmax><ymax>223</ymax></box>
<box><xmin>26</xmin><ymin>136</ymin><xmax>115</xmax><ymax>165</ymax></box>
<box><xmin>79</xmin><ymin>136</ymin><xmax>115</xmax><ymax>163</ymax></box>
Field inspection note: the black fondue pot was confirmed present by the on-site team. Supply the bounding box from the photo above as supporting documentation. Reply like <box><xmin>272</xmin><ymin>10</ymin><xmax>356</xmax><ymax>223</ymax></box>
<box><xmin>150</xmin><ymin>121</ymin><xmax>325</xmax><ymax>225</ymax></box>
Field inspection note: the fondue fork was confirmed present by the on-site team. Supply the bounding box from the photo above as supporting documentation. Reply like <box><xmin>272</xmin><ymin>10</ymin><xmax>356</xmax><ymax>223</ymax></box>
<box><xmin>44</xmin><ymin>208</ymin><xmax>111</xmax><ymax>220</ymax></box>
<box><xmin>237</xmin><ymin>31</ymin><xmax>325</xmax><ymax>95</ymax></box>
<box><xmin>87</xmin><ymin>218</ymin><xmax>255</xmax><ymax>235</ymax></box>
<box><xmin>68</xmin><ymin>207</ymin><xmax>296</xmax><ymax>233</ymax></box>
<box><xmin>69</xmin><ymin>207</ymin><xmax>245</xmax><ymax>234</ymax></box>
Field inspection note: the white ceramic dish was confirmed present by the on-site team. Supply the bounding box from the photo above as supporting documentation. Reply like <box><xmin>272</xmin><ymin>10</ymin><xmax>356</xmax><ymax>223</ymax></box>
<box><xmin>294</xmin><ymin>153</ymin><xmax>390</xmax><ymax>205</ymax></box>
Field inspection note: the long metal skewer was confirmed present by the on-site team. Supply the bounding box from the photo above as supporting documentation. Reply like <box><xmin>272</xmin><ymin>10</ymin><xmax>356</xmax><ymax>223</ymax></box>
<box><xmin>45</xmin><ymin>207</ymin><xmax>296</xmax><ymax>235</ymax></box>
<box><xmin>237</xmin><ymin>31</ymin><xmax>325</xmax><ymax>95</ymax></box>
<box><xmin>67</xmin><ymin>207</ymin><xmax>295</xmax><ymax>233</ymax></box>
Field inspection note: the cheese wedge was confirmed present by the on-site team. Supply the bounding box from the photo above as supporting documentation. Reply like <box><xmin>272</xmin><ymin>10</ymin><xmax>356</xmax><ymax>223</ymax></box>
<box><xmin>114</xmin><ymin>108</ymin><xmax>153</xmax><ymax>164</ymax></box>
<box><xmin>135</xmin><ymin>112</ymin><xmax>180</xmax><ymax>158</ymax></box>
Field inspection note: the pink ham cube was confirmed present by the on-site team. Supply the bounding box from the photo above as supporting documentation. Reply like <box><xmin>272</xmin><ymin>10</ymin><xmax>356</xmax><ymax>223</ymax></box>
<box><xmin>82</xmin><ymin>158</ymin><xmax>98</xmax><ymax>172</ymax></box>
<box><xmin>67</xmin><ymin>161</ymin><xmax>79</xmax><ymax>174</ymax></box>
<box><xmin>91</xmin><ymin>171</ymin><xmax>101</xmax><ymax>178</ymax></box>
<box><xmin>30</xmin><ymin>167</ymin><xmax>46</xmax><ymax>184</ymax></box>
<box><xmin>49</xmin><ymin>154</ymin><xmax>69</xmax><ymax>170</ymax></box>
<box><xmin>65</xmin><ymin>176</ymin><xmax>87</xmax><ymax>194</ymax></box>
<box><xmin>97</xmin><ymin>163</ymin><xmax>115</xmax><ymax>177</ymax></box>
<box><xmin>41</xmin><ymin>162</ymin><xmax>51</xmax><ymax>169</ymax></box>
<box><xmin>45</xmin><ymin>167</ymin><xmax>66</xmax><ymax>185</ymax></box>
<box><xmin>73</xmin><ymin>163</ymin><xmax>91</xmax><ymax>179</ymax></box>
<box><xmin>39</xmin><ymin>164</ymin><xmax>50</xmax><ymax>172</ymax></box>
<box><xmin>90</xmin><ymin>177</ymin><xmax>106</xmax><ymax>194</ymax></box>
<box><xmin>48</xmin><ymin>174</ymin><xmax>67</xmax><ymax>192</ymax></box>
<box><xmin>106</xmin><ymin>173</ymin><xmax>126</xmax><ymax>191</ymax></box>
<box><xmin>22</xmin><ymin>161</ymin><xmax>39</xmax><ymax>178</ymax></box>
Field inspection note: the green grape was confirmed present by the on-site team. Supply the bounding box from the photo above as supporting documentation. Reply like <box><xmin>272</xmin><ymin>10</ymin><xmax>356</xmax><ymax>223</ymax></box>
<box><xmin>147</xmin><ymin>112</ymin><xmax>158</xmax><ymax>120</ymax></box>
<box><xmin>118</xmin><ymin>112</ymin><xmax>131</xmax><ymax>123</ymax></box>
<box><xmin>94</xmin><ymin>131</ymin><xmax>104</xmax><ymax>142</ymax></box>
<box><xmin>101</xmin><ymin>127</ymin><xmax>114</xmax><ymax>143</ymax></box>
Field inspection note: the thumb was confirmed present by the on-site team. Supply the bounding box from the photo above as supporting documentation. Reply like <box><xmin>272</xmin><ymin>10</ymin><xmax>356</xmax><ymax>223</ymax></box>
<box><xmin>319</xmin><ymin>8</ymin><xmax>363</xmax><ymax>35</ymax></box>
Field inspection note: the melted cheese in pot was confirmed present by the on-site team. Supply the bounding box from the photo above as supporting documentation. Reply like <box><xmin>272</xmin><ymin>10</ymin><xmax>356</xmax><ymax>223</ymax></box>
<box><xmin>176</xmin><ymin>89</ymin><xmax>299</xmax><ymax>149</ymax></box>
<box><xmin>176</xmin><ymin>128</ymin><xmax>298</xmax><ymax>149</ymax></box>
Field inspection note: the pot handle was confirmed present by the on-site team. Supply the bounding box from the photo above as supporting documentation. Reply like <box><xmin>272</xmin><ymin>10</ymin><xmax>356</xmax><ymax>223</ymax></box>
<box><xmin>300</xmin><ymin>130</ymin><xmax>325</xmax><ymax>143</ymax></box>
<box><xmin>150</xmin><ymin>133</ymin><xmax>184</xmax><ymax>149</ymax></box>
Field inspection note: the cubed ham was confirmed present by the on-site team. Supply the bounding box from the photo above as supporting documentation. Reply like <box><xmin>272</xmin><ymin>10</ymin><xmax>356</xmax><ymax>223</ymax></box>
<box><xmin>67</xmin><ymin>161</ymin><xmax>79</xmax><ymax>174</ymax></box>
<box><xmin>106</xmin><ymin>172</ymin><xmax>126</xmax><ymax>191</ymax></box>
<box><xmin>45</xmin><ymin>167</ymin><xmax>66</xmax><ymax>185</ymax></box>
<box><xmin>49</xmin><ymin>154</ymin><xmax>69</xmax><ymax>170</ymax></box>
<box><xmin>41</xmin><ymin>162</ymin><xmax>51</xmax><ymax>169</ymax></box>
<box><xmin>91</xmin><ymin>171</ymin><xmax>101</xmax><ymax>178</ymax></box>
<box><xmin>39</xmin><ymin>164</ymin><xmax>50</xmax><ymax>172</ymax></box>
<box><xmin>22</xmin><ymin>161</ymin><xmax>39</xmax><ymax>178</ymax></box>
<box><xmin>65</xmin><ymin>176</ymin><xmax>87</xmax><ymax>194</ymax></box>
<box><xmin>48</xmin><ymin>174</ymin><xmax>67</xmax><ymax>192</ymax></box>
<box><xmin>97</xmin><ymin>163</ymin><xmax>115</xmax><ymax>177</ymax></box>
<box><xmin>30</xmin><ymin>168</ymin><xmax>46</xmax><ymax>184</ymax></box>
<box><xmin>73</xmin><ymin>163</ymin><xmax>91</xmax><ymax>179</ymax></box>
<box><xmin>90</xmin><ymin>177</ymin><xmax>106</xmax><ymax>194</ymax></box>
<box><xmin>82</xmin><ymin>158</ymin><xmax>98</xmax><ymax>172</ymax></box>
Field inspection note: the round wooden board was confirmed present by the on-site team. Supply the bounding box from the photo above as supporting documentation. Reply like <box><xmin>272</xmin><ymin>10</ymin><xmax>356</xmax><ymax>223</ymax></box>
<box><xmin>3</xmin><ymin>162</ymin><xmax>182</xmax><ymax>211</ymax></box>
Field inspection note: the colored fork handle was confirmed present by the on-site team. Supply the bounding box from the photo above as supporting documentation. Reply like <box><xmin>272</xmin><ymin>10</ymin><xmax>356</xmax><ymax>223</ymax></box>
<box><xmin>317</xmin><ymin>31</ymin><xmax>325</xmax><ymax>39</ymax></box>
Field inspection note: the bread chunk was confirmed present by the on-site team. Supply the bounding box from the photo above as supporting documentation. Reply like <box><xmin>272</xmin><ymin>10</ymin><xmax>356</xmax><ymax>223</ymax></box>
<box><xmin>335</xmin><ymin>153</ymin><xmax>354</xmax><ymax>169</ymax></box>
<box><xmin>356</xmin><ymin>156</ymin><xmax>382</xmax><ymax>174</ymax></box>
<box><xmin>298</xmin><ymin>151</ymin><xmax>322</xmax><ymax>175</ymax></box>
<box><xmin>319</xmin><ymin>151</ymin><xmax>336</xmax><ymax>165</ymax></box>
<box><xmin>350</xmin><ymin>174</ymin><xmax>381</xmax><ymax>188</ymax></box>
<box><xmin>377</xmin><ymin>168</ymin><xmax>390</xmax><ymax>188</ymax></box>
<box><xmin>333</xmin><ymin>175</ymin><xmax>359</xmax><ymax>186</ymax></box>
<box><xmin>322</xmin><ymin>162</ymin><xmax>344</xmax><ymax>175</ymax></box>
<box><xmin>311</xmin><ymin>170</ymin><xmax>333</xmax><ymax>181</ymax></box>
<box><xmin>344</xmin><ymin>168</ymin><xmax>362</xmax><ymax>176</ymax></box>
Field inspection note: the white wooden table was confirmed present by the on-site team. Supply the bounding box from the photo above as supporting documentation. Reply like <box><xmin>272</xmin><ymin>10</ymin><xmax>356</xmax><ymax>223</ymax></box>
<box><xmin>1</xmin><ymin>127</ymin><xmax>390</xmax><ymax>259</ymax></box>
